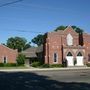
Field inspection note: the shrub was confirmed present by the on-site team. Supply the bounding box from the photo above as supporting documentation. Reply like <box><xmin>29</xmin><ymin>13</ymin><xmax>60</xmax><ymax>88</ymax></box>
<box><xmin>41</xmin><ymin>64</ymin><xmax>49</xmax><ymax>68</ymax></box>
<box><xmin>16</xmin><ymin>54</ymin><xmax>25</xmax><ymax>66</ymax></box>
<box><xmin>50</xmin><ymin>64</ymin><xmax>63</xmax><ymax>68</ymax></box>
<box><xmin>86</xmin><ymin>63</ymin><xmax>90</xmax><ymax>67</ymax></box>
<box><xmin>4</xmin><ymin>63</ymin><xmax>16</xmax><ymax>67</ymax></box>
<box><xmin>0</xmin><ymin>63</ymin><xmax>16</xmax><ymax>67</ymax></box>
<box><xmin>32</xmin><ymin>62</ymin><xmax>41</xmax><ymax>67</ymax></box>
<box><xmin>0</xmin><ymin>63</ymin><xmax>4</xmax><ymax>67</ymax></box>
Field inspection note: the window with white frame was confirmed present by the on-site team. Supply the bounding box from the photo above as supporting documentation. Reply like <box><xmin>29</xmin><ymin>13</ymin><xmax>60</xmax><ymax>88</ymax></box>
<box><xmin>3</xmin><ymin>56</ymin><xmax>7</xmax><ymax>64</ymax></box>
<box><xmin>53</xmin><ymin>53</ymin><xmax>58</xmax><ymax>62</ymax></box>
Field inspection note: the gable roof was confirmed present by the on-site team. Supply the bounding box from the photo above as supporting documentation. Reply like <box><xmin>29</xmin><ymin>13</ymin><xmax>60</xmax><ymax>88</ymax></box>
<box><xmin>36</xmin><ymin>45</ymin><xmax>43</xmax><ymax>53</ymax></box>
<box><xmin>22</xmin><ymin>47</ymin><xmax>37</xmax><ymax>58</ymax></box>
<box><xmin>48</xmin><ymin>26</ymin><xmax>78</xmax><ymax>36</ymax></box>
<box><xmin>0</xmin><ymin>44</ymin><xmax>17</xmax><ymax>52</ymax></box>
<box><xmin>63</xmin><ymin>26</ymin><xmax>78</xmax><ymax>35</ymax></box>
<box><xmin>23</xmin><ymin>47</ymin><xmax>37</xmax><ymax>53</ymax></box>
<box><xmin>22</xmin><ymin>45</ymin><xmax>43</xmax><ymax>58</ymax></box>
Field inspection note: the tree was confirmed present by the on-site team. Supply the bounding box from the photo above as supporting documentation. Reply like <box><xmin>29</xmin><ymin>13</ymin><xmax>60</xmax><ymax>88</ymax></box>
<box><xmin>6</xmin><ymin>37</ymin><xmax>31</xmax><ymax>52</ymax></box>
<box><xmin>55</xmin><ymin>25</ymin><xmax>84</xmax><ymax>46</ymax></box>
<box><xmin>71</xmin><ymin>25</ymin><xmax>83</xmax><ymax>34</ymax></box>
<box><xmin>23</xmin><ymin>42</ymin><xmax>31</xmax><ymax>50</ymax></box>
<box><xmin>16</xmin><ymin>54</ymin><xmax>25</xmax><ymax>66</ymax></box>
<box><xmin>31</xmin><ymin>34</ymin><xmax>44</xmax><ymax>46</ymax></box>
<box><xmin>54</xmin><ymin>25</ymin><xmax>67</xmax><ymax>31</ymax></box>
<box><xmin>54</xmin><ymin>25</ymin><xmax>83</xmax><ymax>34</ymax></box>
<box><xmin>31</xmin><ymin>25</ymin><xmax>84</xmax><ymax>46</ymax></box>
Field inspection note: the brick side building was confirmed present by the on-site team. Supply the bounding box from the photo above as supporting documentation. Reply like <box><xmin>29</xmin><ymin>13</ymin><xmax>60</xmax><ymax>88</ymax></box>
<box><xmin>44</xmin><ymin>26</ymin><xmax>90</xmax><ymax>66</ymax></box>
<box><xmin>0</xmin><ymin>45</ymin><xmax>18</xmax><ymax>63</ymax></box>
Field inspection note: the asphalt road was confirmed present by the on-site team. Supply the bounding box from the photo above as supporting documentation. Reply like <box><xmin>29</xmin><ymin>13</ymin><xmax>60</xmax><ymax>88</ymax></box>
<box><xmin>0</xmin><ymin>69</ymin><xmax>90</xmax><ymax>90</ymax></box>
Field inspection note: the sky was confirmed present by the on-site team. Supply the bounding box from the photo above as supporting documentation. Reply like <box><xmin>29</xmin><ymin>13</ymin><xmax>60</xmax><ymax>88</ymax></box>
<box><xmin>0</xmin><ymin>0</ymin><xmax>90</xmax><ymax>44</ymax></box>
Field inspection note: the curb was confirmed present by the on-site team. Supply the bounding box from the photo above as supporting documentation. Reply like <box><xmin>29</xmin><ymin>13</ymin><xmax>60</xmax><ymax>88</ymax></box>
<box><xmin>0</xmin><ymin>67</ymin><xmax>90</xmax><ymax>72</ymax></box>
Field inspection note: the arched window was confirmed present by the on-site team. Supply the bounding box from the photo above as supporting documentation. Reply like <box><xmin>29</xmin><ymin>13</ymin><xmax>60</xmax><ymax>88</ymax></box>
<box><xmin>67</xmin><ymin>33</ymin><xmax>73</xmax><ymax>46</ymax></box>
<box><xmin>77</xmin><ymin>52</ymin><xmax>82</xmax><ymax>56</ymax></box>
<box><xmin>67</xmin><ymin>52</ymin><xmax>73</xmax><ymax>56</ymax></box>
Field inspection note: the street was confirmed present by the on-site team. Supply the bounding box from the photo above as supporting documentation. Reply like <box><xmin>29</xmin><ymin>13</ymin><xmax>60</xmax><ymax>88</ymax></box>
<box><xmin>0</xmin><ymin>69</ymin><xmax>90</xmax><ymax>90</ymax></box>
<box><xmin>35</xmin><ymin>69</ymin><xmax>90</xmax><ymax>83</ymax></box>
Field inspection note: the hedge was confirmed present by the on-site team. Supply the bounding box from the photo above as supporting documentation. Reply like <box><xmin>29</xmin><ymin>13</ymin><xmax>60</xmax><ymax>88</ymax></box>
<box><xmin>86</xmin><ymin>63</ymin><xmax>90</xmax><ymax>67</ymax></box>
<box><xmin>50</xmin><ymin>64</ymin><xmax>64</xmax><ymax>68</ymax></box>
<box><xmin>31</xmin><ymin>62</ymin><xmax>41</xmax><ymax>67</ymax></box>
<box><xmin>31</xmin><ymin>62</ymin><xmax>64</xmax><ymax>68</ymax></box>
<box><xmin>0</xmin><ymin>63</ymin><xmax>16</xmax><ymax>67</ymax></box>
<box><xmin>41</xmin><ymin>64</ymin><xmax>50</xmax><ymax>68</ymax></box>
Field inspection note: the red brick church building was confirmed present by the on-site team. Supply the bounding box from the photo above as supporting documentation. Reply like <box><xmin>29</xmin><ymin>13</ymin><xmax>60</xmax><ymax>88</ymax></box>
<box><xmin>44</xmin><ymin>26</ymin><xmax>90</xmax><ymax>66</ymax></box>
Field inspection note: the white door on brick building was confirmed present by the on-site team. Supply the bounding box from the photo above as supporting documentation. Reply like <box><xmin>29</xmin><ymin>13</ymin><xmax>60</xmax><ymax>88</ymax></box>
<box><xmin>76</xmin><ymin>52</ymin><xmax>84</xmax><ymax>66</ymax></box>
<box><xmin>66</xmin><ymin>52</ymin><xmax>74</xmax><ymax>66</ymax></box>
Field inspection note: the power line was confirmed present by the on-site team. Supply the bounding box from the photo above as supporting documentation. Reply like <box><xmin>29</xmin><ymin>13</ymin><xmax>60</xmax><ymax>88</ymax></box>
<box><xmin>0</xmin><ymin>0</ymin><xmax>23</xmax><ymax>7</ymax></box>
<box><xmin>0</xmin><ymin>29</ymin><xmax>45</xmax><ymax>34</ymax></box>
<box><xmin>14</xmin><ymin>29</ymin><xmax>45</xmax><ymax>33</ymax></box>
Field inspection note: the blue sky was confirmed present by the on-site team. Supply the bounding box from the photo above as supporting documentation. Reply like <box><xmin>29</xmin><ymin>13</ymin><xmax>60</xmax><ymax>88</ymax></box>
<box><xmin>0</xmin><ymin>0</ymin><xmax>90</xmax><ymax>44</ymax></box>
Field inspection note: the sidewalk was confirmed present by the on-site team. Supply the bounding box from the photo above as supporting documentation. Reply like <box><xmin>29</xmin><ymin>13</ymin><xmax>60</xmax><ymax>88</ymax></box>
<box><xmin>0</xmin><ymin>66</ymin><xmax>90</xmax><ymax>72</ymax></box>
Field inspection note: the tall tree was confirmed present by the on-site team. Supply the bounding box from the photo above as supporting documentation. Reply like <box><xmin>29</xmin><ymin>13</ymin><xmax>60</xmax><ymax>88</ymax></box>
<box><xmin>6</xmin><ymin>37</ymin><xmax>31</xmax><ymax>52</ymax></box>
<box><xmin>31</xmin><ymin>34</ymin><xmax>44</xmax><ymax>46</ymax></box>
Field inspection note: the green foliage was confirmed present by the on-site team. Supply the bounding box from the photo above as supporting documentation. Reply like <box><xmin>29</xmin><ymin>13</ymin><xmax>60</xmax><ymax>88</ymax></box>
<box><xmin>6</xmin><ymin>37</ymin><xmax>31</xmax><ymax>52</ymax></box>
<box><xmin>4</xmin><ymin>63</ymin><xmax>16</xmax><ymax>67</ymax></box>
<box><xmin>23</xmin><ymin>42</ymin><xmax>31</xmax><ymax>50</ymax></box>
<box><xmin>31</xmin><ymin>25</ymin><xmax>84</xmax><ymax>47</ymax></box>
<box><xmin>31</xmin><ymin>62</ymin><xmax>64</xmax><ymax>68</ymax></box>
<box><xmin>55</xmin><ymin>25</ymin><xmax>67</xmax><ymax>31</ymax></box>
<box><xmin>54</xmin><ymin>25</ymin><xmax>84</xmax><ymax>34</ymax></box>
<box><xmin>41</xmin><ymin>64</ymin><xmax>50</xmax><ymax>68</ymax></box>
<box><xmin>86</xmin><ymin>63</ymin><xmax>90</xmax><ymax>67</ymax></box>
<box><xmin>0</xmin><ymin>63</ymin><xmax>4</xmax><ymax>67</ymax></box>
<box><xmin>31</xmin><ymin>34</ymin><xmax>44</xmax><ymax>46</ymax></box>
<box><xmin>31</xmin><ymin>61</ymin><xmax>41</xmax><ymax>67</ymax></box>
<box><xmin>71</xmin><ymin>25</ymin><xmax>83</xmax><ymax>34</ymax></box>
<box><xmin>50</xmin><ymin>64</ymin><xmax>64</xmax><ymax>68</ymax></box>
<box><xmin>16</xmin><ymin>54</ymin><xmax>25</xmax><ymax>66</ymax></box>
<box><xmin>0</xmin><ymin>63</ymin><xmax>16</xmax><ymax>67</ymax></box>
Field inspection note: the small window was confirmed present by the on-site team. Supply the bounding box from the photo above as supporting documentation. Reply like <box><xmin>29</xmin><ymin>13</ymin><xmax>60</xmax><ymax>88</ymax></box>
<box><xmin>53</xmin><ymin>53</ymin><xmax>58</xmax><ymax>62</ymax></box>
<box><xmin>77</xmin><ymin>52</ymin><xmax>82</xmax><ymax>56</ymax></box>
<box><xmin>67</xmin><ymin>52</ymin><xmax>73</xmax><ymax>56</ymax></box>
<box><xmin>3</xmin><ymin>57</ymin><xmax>7</xmax><ymax>64</ymax></box>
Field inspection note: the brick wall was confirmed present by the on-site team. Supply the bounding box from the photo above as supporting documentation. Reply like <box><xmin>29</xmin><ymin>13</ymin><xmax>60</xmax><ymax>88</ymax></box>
<box><xmin>44</xmin><ymin>26</ymin><xmax>90</xmax><ymax>65</ymax></box>
<box><xmin>0</xmin><ymin>45</ymin><xmax>18</xmax><ymax>63</ymax></box>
